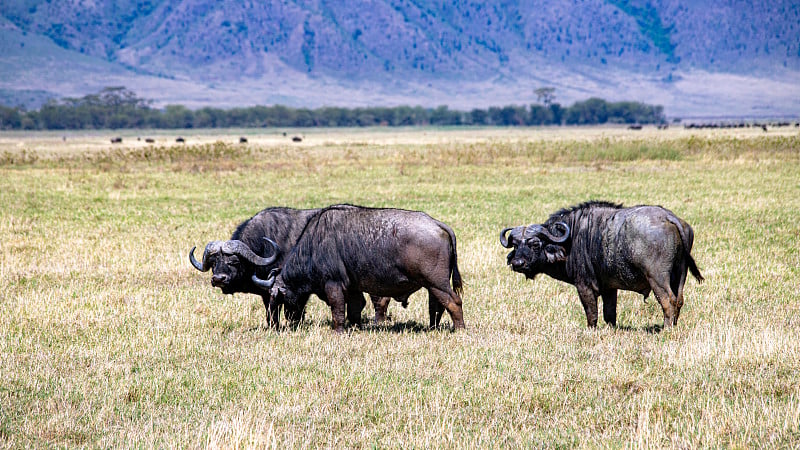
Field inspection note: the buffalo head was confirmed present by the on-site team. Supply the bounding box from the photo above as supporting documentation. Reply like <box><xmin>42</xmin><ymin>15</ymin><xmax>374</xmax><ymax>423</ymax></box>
<box><xmin>500</xmin><ymin>222</ymin><xmax>570</xmax><ymax>277</ymax></box>
<box><xmin>189</xmin><ymin>238</ymin><xmax>278</xmax><ymax>294</ymax></box>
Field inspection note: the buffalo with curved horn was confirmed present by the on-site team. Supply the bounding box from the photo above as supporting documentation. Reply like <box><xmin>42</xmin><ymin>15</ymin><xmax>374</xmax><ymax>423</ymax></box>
<box><xmin>190</xmin><ymin>238</ymin><xmax>278</xmax><ymax>289</ymax></box>
<box><xmin>500</xmin><ymin>222</ymin><xmax>570</xmax><ymax>248</ymax></box>
<box><xmin>189</xmin><ymin>207</ymin><xmax>325</xmax><ymax>328</ymax></box>
<box><xmin>189</xmin><ymin>206</ymin><xmax>400</xmax><ymax>328</ymax></box>
<box><xmin>501</xmin><ymin>201</ymin><xmax>703</xmax><ymax>329</ymax></box>
<box><xmin>263</xmin><ymin>204</ymin><xmax>464</xmax><ymax>333</ymax></box>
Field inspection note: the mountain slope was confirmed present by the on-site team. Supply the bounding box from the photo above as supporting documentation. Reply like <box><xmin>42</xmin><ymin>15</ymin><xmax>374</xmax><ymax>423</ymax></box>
<box><xmin>1</xmin><ymin>0</ymin><xmax>798</xmax><ymax>116</ymax></box>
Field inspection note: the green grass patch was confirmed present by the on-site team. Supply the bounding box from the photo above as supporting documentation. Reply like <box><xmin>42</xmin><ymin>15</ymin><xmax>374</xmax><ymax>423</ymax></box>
<box><xmin>1</xmin><ymin>127</ymin><xmax>799</xmax><ymax>447</ymax></box>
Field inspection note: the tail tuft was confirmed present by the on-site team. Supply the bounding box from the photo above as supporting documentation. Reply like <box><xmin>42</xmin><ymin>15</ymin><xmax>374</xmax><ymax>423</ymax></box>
<box><xmin>452</xmin><ymin>263</ymin><xmax>463</xmax><ymax>296</ymax></box>
<box><xmin>687</xmin><ymin>254</ymin><xmax>704</xmax><ymax>283</ymax></box>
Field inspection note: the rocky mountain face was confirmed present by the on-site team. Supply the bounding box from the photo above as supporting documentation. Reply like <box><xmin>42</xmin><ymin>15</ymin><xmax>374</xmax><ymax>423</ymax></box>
<box><xmin>1</xmin><ymin>0</ymin><xmax>798</xmax><ymax>117</ymax></box>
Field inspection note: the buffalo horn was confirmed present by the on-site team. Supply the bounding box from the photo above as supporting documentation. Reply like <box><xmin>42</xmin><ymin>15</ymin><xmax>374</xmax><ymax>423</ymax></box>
<box><xmin>549</xmin><ymin>222</ymin><xmax>570</xmax><ymax>242</ymax></box>
<box><xmin>222</xmin><ymin>239</ymin><xmax>278</xmax><ymax>266</ymax></box>
<box><xmin>189</xmin><ymin>241</ymin><xmax>224</xmax><ymax>272</ymax></box>
<box><xmin>499</xmin><ymin>227</ymin><xmax>514</xmax><ymax>248</ymax></box>
<box><xmin>189</xmin><ymin>246</ymin><xmax>204</xmax><ymax>271</ymax></box>
<box><xmin>252</xmin><ymin>267</ymin><xmax>280</xmax><ymax>291</ymax></box>
<box><xmin>500</xmin><ymin>226</ymin><xmax>526</xmax><ymax>248</ymax></box>
<box><xmin>251</xmin><ymin>273</ymin><xmax>275</xmax><ymax>290</ymax></box>
<box><xmin>525</xmin><ymin>221</ymin><xmax>570</xmax><ymax>243</ymax></box>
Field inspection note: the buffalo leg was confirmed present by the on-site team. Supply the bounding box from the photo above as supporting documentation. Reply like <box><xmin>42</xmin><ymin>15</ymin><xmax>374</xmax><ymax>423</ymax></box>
<box><xmin>671</xmin><ymin>264</ymin><xmax>689</xmax><ymax>324</ymax></box>
<box><xmin>576</xmin><ymin>285</ymin><xmax>599</xmax><ymax>328</ymax></box>
<box><xmin>346</xmin><ymin>292</ymin><xmax>367</xmax><ymax>327</ymax></box>
<box><xmin>601</xmin><ymin>289</ymin><xmax>618</xmax><ymax>327</ymax></box>
<box><xmin>647</xmin><ymin>275</ymin><xmax>678</xmax><ymax>328</ymax></box>
<box><xmin>428</xmin><ymin>287</ymin><xmax>464</xmax><ymax>330</ymax></box>
<box><xmin>371</xmin><ymin>295</ymin><xmax>392</xmax><ymax>323</ymax></box>
<box><xmin>428</xmin><ymin>293</ymin><xmax>445</xmax><ymax>328</ymax></box>
<box><xmin>324</xmin><ymin>282</ymin><xmax>347</xmax><ymax>333</ymax></box>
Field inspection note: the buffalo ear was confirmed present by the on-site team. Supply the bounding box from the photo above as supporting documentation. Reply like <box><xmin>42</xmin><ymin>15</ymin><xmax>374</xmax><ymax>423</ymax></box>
<box><xmin>268</xmin><ymin>272</ymin><xmax>286</xmax><ymax>298</ymax></box>
<box><xmin>544</xmin><ymin>244</ymin><xmax>567</xmax><ymax>263</ymax></box>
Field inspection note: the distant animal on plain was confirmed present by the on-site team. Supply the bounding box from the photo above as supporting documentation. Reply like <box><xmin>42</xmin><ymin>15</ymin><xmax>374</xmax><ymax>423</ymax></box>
<box><xmin>239</xmin><ymin>137</ymin><xmax>248</xmax><ymax>143</ymax></box>
<box><xmin>110</xmin><ymin>137</ymin><xmax>122</xmax><ymax>143</ymax></box>
<box><xmin>292</xmin><ymin>136</ymin><xmax>303</xmax><ymax>142</ymax></box>
<box><xmin>176</xmin><ymin>137</ymin><xmax>186</xmax><ymax>143</ymax></box>
<box><xmin>145</xmin><ymin>138</ymin><xmax>155</xmax><ymax>144</ymax></box>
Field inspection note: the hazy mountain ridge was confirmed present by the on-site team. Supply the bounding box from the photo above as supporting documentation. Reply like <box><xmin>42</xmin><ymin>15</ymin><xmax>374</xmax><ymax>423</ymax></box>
<box><xmin>1</xmin><ymin>0</ymin><xmax>798</xmax><ymax>116</ymax></box>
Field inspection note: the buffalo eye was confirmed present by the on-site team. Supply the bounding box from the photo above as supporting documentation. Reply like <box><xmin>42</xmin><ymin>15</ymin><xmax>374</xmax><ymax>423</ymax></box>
<box><xmin>526</xmin><ymin>238</ymin><xmax>542</xmax><ymax>251</ymax></box>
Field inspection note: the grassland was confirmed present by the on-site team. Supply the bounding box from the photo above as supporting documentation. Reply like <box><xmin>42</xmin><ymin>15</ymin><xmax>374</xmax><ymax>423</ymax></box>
<box><xmin>1</xmin><ymin>126</ymin><xmax>799</xmax><ymax>448</ymax></box>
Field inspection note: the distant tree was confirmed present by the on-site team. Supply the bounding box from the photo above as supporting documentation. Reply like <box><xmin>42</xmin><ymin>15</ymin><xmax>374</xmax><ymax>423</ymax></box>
<box><xmin>549</xmin><ymin>103</ymin><xmax>564</xmax><ymax>125</ymax></box>
<box><xmin>194</xmin><ymin>107</ymin><xmax>226</xmax><ymax>128</ymax></box>
<box><xmin>294</xmin><ymin>108</ymin><xmax>315</xmax><ymax>127</ymax></box>
<box><xmin>497</xmin><ymin>105</ymin><xmax>527</xmax><ymax>125</ymax></box>
<box><xmin>394</xmin><ymin>106</ymin><xmax>427</xmax><ymax>126</ymax></box>
<box><xmin>430</xmin><ymin>106</ymin><xmax>462</xmax><ymax>125</ymax></box>
<box><xmin>162</xmin><ymin>105</ymin><xmax>194</xmax><ymax>128</ymax></box>
<box><xmin>0</xmin><ymin>105</ymin><xmax>23</xmax><ymax>129</ymax></box>
<box><xmin>528</xmin><ymin>104</ymin><xmax>553</xmax><ymax>125</ymax></box>
<box><xmin>316</xmin><ymin>107</ymin><xmax>351</xmax><ymax>126</ymax></box>
<box><xmin>607</xmin><ymin>101</ymin><xmax>665</xmax><ymax>124</ymax></box>
<box><xmin>565</xmin><ymin>97</ymin><xmax>609</xmax><ymax>125</ymax></box>
<box><xmin>470</xmin><ymin>108</ymin><xmax>488</xmax><ymax>125</ymax></box>
<box><xmin>0</xmin><ymin>86</ymin><xmax>665</xmax><ymax>130</ymax></box>
<box><xmin>535</xmin><ymin>87</ymin><xmax>556</xmax><ymax>106</ymax></box>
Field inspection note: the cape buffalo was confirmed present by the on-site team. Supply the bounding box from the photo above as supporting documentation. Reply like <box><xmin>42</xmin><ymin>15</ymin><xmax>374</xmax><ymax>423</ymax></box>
<box><xmin>189</xmin><ymin>207</ymin><xmax>398</xmax><ymax>328</ymax></box>
<box><xmin>262</xmin><ymin>205</ymin><xmax>465</xmax><ymax>332</ymax></box>
<box><xmin>500</xmin><ymin>201</ymin><xmax>703</xmax><ymax>329</ymax></box>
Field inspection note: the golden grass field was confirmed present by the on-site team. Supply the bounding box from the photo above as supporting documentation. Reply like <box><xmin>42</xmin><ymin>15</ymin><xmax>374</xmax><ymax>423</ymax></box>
<box><xmin>1</xmin><ymin>125</ymin><xmax>799</xmax><ymax>448</ymax></box>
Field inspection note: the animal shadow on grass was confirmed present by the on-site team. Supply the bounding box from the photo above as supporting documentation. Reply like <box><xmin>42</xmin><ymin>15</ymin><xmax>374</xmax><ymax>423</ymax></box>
<box><xmin>332</xmin><ymin>318</ymin><xmax>435</xmax><ymax>334</ymax></box>
<box><xmin>247</xmin><ymin>319</ymin><xmax>449</xmax><ymax>334</ymax></box>
<box><xmin>369</xmin><ymin>320</ymin><xmax>446</xmax><ymax>334</ymax></box>
<box><xmin>616</xmin><ymin>323</ymin><xmax>664</xmax><ymax>334</ymax></box>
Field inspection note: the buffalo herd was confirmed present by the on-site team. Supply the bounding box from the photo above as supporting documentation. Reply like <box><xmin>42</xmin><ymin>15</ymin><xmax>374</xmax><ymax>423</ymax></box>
<box><xmin>191</xmin><ymin>201</ymin><xmax>703</xmax><ymax>332</ymax></box>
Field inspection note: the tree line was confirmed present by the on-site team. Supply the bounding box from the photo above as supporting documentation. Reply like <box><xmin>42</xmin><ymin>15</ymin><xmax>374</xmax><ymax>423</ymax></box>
<box><xmin>0</xmin><ymin>87</ymin><xmax>665</xmax><ymax>130</ymax></box>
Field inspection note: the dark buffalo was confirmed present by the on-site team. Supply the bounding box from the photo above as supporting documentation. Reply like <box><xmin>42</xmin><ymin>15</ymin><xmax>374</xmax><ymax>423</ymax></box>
<box><xmin>189</xmin><ymin>207</ymin><xmax>398</xmax><ymax>327</ymax></box>
<box><xmin>500</xmin><ymin>201</ymin><xmax>703</xmax><ymax>329</ymax></box>
<box><xmin>262</xmin><ymin>205</ymin><xmax>464</xmax><ymax>332</ymax></box>
<box><xmin>111</xmin><ymin>137</ymin><xmax>122</xmax><ymax>143</ymax></box>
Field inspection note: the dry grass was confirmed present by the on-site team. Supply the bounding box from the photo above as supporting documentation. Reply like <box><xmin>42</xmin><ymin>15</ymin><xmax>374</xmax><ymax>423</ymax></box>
<box><xmin>1</xmin><ymin>126</ymin><xmax>799</xmax><ymax>448</ymax></box>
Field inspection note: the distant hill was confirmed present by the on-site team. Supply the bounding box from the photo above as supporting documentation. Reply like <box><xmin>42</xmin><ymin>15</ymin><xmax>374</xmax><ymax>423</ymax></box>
<box><xmin>1</xmin><ymin>0</ymin><xmax>798</xmax><ymax>117</ymax></box>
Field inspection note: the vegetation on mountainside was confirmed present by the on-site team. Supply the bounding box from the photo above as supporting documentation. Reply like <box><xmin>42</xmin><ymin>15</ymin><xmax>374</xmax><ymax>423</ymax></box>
<box><xmin>607</xmin><ymin>0</ymin><xmax>677</xmax><ymax>62</ymax></box>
